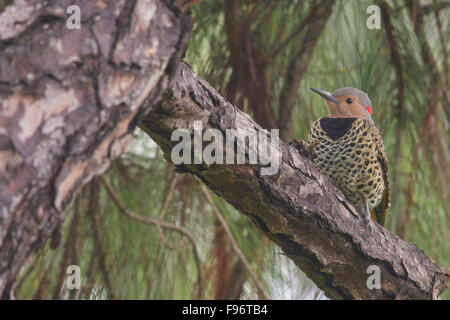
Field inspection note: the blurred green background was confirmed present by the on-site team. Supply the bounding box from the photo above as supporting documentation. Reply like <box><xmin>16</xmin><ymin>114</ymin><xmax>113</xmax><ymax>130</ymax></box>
<box><xmin>15</xmin><ymin>0</ymin><xmax>449</xmax><ymax>299</ymax></box>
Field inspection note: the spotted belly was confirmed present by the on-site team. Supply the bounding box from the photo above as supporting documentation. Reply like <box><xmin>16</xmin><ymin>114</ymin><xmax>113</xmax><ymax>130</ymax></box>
<box><xmin>308</xmin><ymin>118</ymin><xmax>385</xmax><ymax>210</ymax></box>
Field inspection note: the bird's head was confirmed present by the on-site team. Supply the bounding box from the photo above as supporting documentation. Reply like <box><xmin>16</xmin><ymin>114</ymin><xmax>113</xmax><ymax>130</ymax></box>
<box><xmin>311</xmin><ymin>87</ymin><xmax>373</xmax><ymax>121</ymax></box>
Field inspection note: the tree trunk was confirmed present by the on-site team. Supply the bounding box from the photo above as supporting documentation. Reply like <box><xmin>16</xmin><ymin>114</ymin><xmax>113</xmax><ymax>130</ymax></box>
<box><xmin>139</xmin><ymin>62</ymin><xmax>449</xmax><ymax>300</ymax></box>
<box><xmin>0</xmin><ymin>0</ymin><xmax>191</xmax><ymax>298</ymax></box>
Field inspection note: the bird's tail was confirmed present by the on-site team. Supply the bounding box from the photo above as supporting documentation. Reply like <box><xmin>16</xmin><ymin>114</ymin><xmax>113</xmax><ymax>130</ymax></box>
<box><xmin>370</xmin><ymin>183</ymin><xmax>390</xmax><ymax>226</ymax></box>
<box><xmin>370</xmin><ymin>209</ymin><xmax>384</xmax><ymax>226</ymax></box>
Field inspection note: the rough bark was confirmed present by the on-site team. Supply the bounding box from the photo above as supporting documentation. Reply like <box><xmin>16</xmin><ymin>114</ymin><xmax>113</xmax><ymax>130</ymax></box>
<box><xmin>0</xmin><ymin>0</ymin><xmax>191</xmax><ymax>298</ymax></box>
<box><xmin>139</xmin><ymin>62</ymin><xmax>449</xmax><ymax>300</ymax></box>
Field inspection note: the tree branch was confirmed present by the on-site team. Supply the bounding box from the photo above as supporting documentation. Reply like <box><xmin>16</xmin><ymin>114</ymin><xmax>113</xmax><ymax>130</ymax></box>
<box><xmin>200</xmin><ymin>184</ymin><xmax>270</xmax><ymax>300</ymax></box>
<box><xmin>86</xmin><ymin>179</ymin><xmax>116</xmax><ymax>299</ymax></box>
<box><xmin>378</xmin><ymin>1</ymin><xmax>407</xmax><ymax>237</ymax></box>
<box><xmin>99</xmin><ymin>175</ymin><xmax>203</xmax><ymax>299</ymax></box>
<box><xmin>422</xmin><ymin>1</ymin><xmax>450</xmax><ymax>15</ymax></box>
<box><xmin>278</xmin><ymin>0</ymin><xmax>335</xmax><ymax>140</ymax></box>
<box><xmin>139</xmin><ymin>62</ymin><xmax>449</xmax><ymax>300</ymax></box>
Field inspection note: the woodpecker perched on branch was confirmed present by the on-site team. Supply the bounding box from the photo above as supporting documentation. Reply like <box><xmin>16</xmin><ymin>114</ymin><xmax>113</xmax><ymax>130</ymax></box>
<box><xmin>307</xmin><ymin>87</ymin><xmax>390</xmax><ymax>225</ymax></box>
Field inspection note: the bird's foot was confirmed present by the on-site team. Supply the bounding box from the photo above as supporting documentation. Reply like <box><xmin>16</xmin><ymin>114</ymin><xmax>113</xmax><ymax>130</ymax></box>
<box><xmin>289</xmin><ymin>139</ymin><xmax>314</xmax><ymax>161</ymax></box>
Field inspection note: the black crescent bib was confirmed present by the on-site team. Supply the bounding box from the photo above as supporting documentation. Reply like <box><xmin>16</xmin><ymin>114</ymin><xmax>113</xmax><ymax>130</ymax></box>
<box><xmin>319</xmin><ymin>117</ymin><xmax>357</xmax><ymax>140</ymax></box>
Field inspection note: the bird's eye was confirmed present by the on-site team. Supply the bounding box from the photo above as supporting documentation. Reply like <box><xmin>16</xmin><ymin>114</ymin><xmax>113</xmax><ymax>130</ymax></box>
<box><xmin>346</xmin><ymin>98</ymin><xmax>353</xmax><ymax>104</ymax></box>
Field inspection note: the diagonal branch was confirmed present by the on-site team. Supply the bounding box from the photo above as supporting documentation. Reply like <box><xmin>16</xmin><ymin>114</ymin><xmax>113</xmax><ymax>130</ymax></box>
<box><xmin>139</xmin><ymin>62</ymin><xmax>449</xmax><ymax>300</ymax></box>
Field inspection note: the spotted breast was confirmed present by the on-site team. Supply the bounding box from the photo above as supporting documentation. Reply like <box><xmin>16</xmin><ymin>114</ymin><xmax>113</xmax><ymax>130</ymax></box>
<box><xmin>307</xmin><ymin>117</ymin><xmax>390</xmax><ymax>225</ymax></box>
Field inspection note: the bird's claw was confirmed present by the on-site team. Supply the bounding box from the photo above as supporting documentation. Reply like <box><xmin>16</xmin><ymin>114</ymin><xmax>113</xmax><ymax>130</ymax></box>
<box><xmin>289</xmin><ymin>139</ymin><xmax>315</xmax><ymax>161</ymax></box>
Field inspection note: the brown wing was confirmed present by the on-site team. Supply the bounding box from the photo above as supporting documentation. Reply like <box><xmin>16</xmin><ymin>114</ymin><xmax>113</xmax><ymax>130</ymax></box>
<box><xmin>370</xmin><ymin>124</ymin><xmax>390</xmax><ymax>226</ymax></box>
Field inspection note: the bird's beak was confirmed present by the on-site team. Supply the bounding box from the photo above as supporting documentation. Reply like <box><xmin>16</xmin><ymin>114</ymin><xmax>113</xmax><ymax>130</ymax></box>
<box><xmin>311</xmin><ymin>88</ymin><xmax>339</xmax><ymax>103</ymax></box>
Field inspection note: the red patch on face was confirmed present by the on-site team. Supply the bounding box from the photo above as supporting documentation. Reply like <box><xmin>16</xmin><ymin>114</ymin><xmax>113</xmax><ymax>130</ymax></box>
<box><xmin>365</xmin><ymin>106</ymin><xmax>372</xmax><ymax>116</ymax></box>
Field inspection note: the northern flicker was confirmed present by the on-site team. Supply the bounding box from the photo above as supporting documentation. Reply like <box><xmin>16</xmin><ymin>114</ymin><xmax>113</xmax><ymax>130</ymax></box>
<box><xmin>307</xmin><ymin>87</ymin><xmax>390</xmax><ymax>225</ymax></box>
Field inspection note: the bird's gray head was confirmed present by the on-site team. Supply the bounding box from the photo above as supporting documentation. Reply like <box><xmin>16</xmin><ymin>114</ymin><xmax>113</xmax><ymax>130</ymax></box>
<box><xmin>311</xmin><ymin>87</ymin><xmax>373</xmax><ymax>121</ymax></box>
